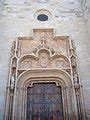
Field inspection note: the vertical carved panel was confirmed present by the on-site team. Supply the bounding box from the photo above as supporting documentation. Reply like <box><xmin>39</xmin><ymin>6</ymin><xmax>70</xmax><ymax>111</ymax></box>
<box><xmin>69</xmin><ymin>39</ymin><xmax>84</xmax><ymax>120</ymax></box>
<box><xmin>20</xmin><ymin>59</ymin><xmax>32</xmax><ymax>69</ymax></box>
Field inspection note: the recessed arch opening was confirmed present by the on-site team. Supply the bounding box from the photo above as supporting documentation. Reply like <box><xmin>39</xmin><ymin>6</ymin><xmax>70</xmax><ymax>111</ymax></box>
<box><xmin>26</xmin><ymin>82</ymin><xmax>64</xmax><ymax>120</ymax></box>
<box><xmin>13</xmin><ymin>69</ymin><xmax>75</xmax><ymax>120</ymax></box>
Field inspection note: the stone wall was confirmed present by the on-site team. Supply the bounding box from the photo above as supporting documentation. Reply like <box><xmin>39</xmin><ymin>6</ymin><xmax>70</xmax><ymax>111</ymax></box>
<box><xmin>0</xmin><ymin>0</ymin><xmax>90</xmax><ymax>119</ymax></box>
<box><xmin>80</xmin><ymin>0</ymin><xmax>90</xmax><ymax>119</ymax></box>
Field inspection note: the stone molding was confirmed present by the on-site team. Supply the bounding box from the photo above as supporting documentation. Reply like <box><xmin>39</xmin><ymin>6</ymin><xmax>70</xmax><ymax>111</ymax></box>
<box><xmin>4</xmin><ymin>29</ymin><xmax>86</xmax><ymax>120</ymax></box>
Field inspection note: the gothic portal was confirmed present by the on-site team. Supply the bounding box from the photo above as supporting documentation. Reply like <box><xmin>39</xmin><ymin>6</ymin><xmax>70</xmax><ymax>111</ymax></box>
<box><xmin>5</xmin><ymin>29</ymin><xmax>86</xmax><ymax>120</ymax></box>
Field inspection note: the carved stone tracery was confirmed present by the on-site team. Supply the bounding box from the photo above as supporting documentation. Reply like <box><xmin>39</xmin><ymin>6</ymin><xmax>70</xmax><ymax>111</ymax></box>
<box><xmin>5</xmin><ymin>29</ymin><xmax>85</xmax><ymax>120</ymax></box>
<box><xmin>55</xmin><ymin>59</ymin><xmax>65</xmax><ymax>68</ymax></box>
<box><xmin>10</xmin><ymin>29</ymin><xmax>80</xmax><ymax>88</ymax></box>
<box><xmin>20</xmin><ymin>58</ymin><xmax>32</xmax><ymax>69</ymax></box>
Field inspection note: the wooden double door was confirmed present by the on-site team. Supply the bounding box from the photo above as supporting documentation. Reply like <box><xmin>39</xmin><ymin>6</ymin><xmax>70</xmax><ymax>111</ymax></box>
<box><xmin>26</xmin><ymin>83</ymin><xmax>64</xmax><ymax>120</ymax></box>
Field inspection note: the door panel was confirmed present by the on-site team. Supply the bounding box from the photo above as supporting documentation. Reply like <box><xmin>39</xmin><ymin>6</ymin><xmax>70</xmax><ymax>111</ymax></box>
<box><xmin>26</xmin><ymin>83</ymin><xmax>63</xmax><ymax>120</ymax></box>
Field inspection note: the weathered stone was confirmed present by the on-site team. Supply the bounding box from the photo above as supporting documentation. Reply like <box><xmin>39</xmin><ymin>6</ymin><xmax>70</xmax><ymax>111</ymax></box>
<box><xmin>0</xmin><ymin>0</ymin><xmax>90</xmax><ymax>119</ymax></box>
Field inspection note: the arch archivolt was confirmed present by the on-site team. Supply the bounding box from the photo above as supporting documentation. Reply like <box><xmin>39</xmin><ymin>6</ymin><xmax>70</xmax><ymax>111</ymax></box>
<box><xmin>17</xmin><ymin>69</ymin><xmax>72</xmax><ymax>87</ymax></box>
<box><xmin>14</xmin><ymin>69</ymin><xmax>74</xmax><ymax>120</ymax></box>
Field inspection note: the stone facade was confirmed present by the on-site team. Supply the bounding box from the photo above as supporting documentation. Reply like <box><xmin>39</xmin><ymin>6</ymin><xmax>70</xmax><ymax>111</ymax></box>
<box><xmin>0</xmin><ymin>0</ymin><xmax>90</xmax><ymax>119</ymax></box>
<box><xmin>4</xmin><ymin>29</ymin><xmax>86</xmax><ymax>119</ymax></box>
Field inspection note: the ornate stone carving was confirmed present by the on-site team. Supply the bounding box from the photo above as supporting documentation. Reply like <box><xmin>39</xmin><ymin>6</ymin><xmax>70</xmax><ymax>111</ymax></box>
<box><xmin>20</xmin><ymin>59</ymin><xmax>32</xmax><ymax>69</ymax></box>
<box><xmin>18</xmin><ymin>29</ymin><xmax>69</xmax><ymax>58</ymax></box>
<box><xmin>40</xmin><ymin>32</ymin><xmax>47</xmax><ymax>47</ymax></box>
<box><xmin>55</xmin><ymin>59</ymin><xmax>65</xmax><ymax>68</ymax></box>
<box><xmin>6</xmin><ymin>29</ymin><xmax>85</xmax><ymax>120</ymax></box>
<box><xmin>15</xmin><ymin>29</ymin><xmax>70</xmax><ymax>71</ymax></box>
<box><xmin>39</xmin><ymin>53</ymin><xmax>49</xmax><ymax>68</ymax></box>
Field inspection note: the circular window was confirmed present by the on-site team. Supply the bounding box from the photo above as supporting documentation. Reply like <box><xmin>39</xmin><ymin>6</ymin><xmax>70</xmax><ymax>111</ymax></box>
<box><xmin>37</xmin><ymin>14</ymin><xmax>48</xmax><ymax>21</ymax></box>
<box><xmin>34</xmin><ymin>9</ymin><xmax>52</xmax><ymax>21</ymax></box>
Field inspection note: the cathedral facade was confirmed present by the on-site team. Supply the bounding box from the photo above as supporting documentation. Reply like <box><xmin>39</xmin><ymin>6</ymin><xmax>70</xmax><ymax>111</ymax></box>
<box><xmin>0</xmin><ymin>0</ymin><xmax>90</xmax><ymax>120</ymax></box>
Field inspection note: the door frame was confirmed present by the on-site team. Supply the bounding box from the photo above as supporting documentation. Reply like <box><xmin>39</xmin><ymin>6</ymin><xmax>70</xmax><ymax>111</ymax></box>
<box><xmin>26</xmin><ymin>82</ymin><xmax>64</xmax><ymax>120</ymax></box>
<box><xmin>12</xmin><ymin>69</ymin><xmax>78</xmax><ymax>120</ymax></box>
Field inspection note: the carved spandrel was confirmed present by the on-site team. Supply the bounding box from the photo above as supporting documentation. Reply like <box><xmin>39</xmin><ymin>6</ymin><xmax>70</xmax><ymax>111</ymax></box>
<box><xmin>21</xmin><ymin>48</ymin><xmax>32</xmax><ymax>55</ymax></box>
<box><xmin>18</xmin><ymin>55</ymin><xmax>70</xmax><ymax>71</ymax></box>
<box><xmin>19</xmin><ymin>59</ymin><xmax>32</xmax><ymax>69</ymax></box>
<box><xmin>56</xmin><ymin>60</ymin><xmax>65</xmax><ymax>68</ymax></box>
<box><xmin>19</xmin><ymin>40</ymin><xmax>32</xmax><ymax>56</ymax></box>
<box><xmin>52</xmin><ymin>57</ymin><xmax>69</xmax><ymax>68</ymax></box>
<box><xmin>64</xmin><ymin>69</ymin><xmax>71</xmax><ymax>75</ymax></box>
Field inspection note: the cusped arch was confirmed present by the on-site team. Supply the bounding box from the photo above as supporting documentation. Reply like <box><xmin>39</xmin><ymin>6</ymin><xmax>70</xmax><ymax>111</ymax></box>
<box><xmin>37</xmin><ymin>48</ymin><xmax>51</xmax><ymax>56</ymax></box>
<box><xmin>18</xmin><ymin>54</ymin><xmax>38</xmax><ymax>69</ymax></box>
<box><xmin>51</xmin><ymin>54</ymin><xmax>70</xmax><ymax>67</ymax></box>
<box><xmin>51</xmin><ymin>54</ymin><xmax>69</xmax><ymax>62</ymax></box>
<box><xmin>18</xmin><ymin>54</ymin><xmax>38</xmax><ymax>62</ymax></box>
